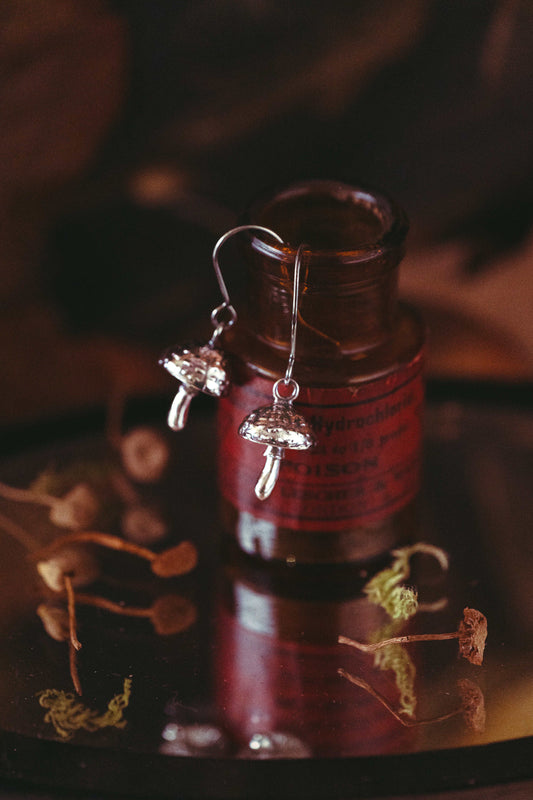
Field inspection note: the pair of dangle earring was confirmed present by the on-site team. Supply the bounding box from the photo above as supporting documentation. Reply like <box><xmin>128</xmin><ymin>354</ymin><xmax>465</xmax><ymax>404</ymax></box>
<box><xmin>160</xmin><ymin>228</ymin><xmax>316</xmax><ymax>500</ymax></box>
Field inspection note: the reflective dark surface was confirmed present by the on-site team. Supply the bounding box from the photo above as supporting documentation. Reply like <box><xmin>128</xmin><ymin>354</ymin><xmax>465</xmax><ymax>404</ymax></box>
<box><xmin>0</xmin><ymin>382</ymin><xmax>532</xmax><ymax>798</ymax></box>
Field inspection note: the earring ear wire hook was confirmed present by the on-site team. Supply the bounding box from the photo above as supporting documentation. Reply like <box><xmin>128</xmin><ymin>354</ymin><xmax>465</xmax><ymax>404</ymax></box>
<box><xmin>160</xmin><ymin>223</ymin><xmax>284</xmax><ymax>431</ymax></box>
<box><xmin>282</xmin><ymin>242</ymin><xmax>307</xmax><ymax>388</ymax></box>
<box><xmin>209</xmin><ymin>225</ymin><xmax>284</xmax><ymax>345</ymax></box>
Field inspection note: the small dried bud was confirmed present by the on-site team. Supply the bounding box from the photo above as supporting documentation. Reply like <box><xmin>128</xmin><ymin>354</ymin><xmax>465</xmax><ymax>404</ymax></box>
<box><xmin>151</xmin><ymin>595</ymin><xmax>197</xmax><ymax>635</ymax></box>
<box><xmin>151</xmin><ymin>541</ymin><xmax>198</xmax><ymax>578</ymax></box>
<box><xmin>37</xmin><ymin>603</ymin><xmax>69</xmax><ymax>641</ymax></box>
<box><xmin>49</xmin><ymin>484</ymin><xmax>100</xmax><ymax>530</ymax></box>
<box><xmin>121</xmin><ymin>505</ymin><xmax>168</xmax><ymax>546</ymax></box>
<box><xmin>120</xmin><ymin>427</ymin><xmax>170</xmax><ymax>483</ymax></box>
<box><xmin>37</xmin><ymin>545</ymin><xmax>100</xmax><ymax>592</ymax></box>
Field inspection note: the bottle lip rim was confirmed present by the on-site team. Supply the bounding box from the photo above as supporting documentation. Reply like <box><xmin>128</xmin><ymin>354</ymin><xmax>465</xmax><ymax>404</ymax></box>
<box><xmin>245</xmin><ymin>180</ymin><xmax>408</xmax><ymax>263</ymax></box>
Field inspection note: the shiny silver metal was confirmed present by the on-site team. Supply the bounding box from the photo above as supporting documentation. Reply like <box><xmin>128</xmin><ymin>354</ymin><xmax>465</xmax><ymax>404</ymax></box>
<box><xmin>238</xmin><ymin>244</ymin><xmax>316</xmax><ymax>500</ymax></box>
<box><xmin>160</xmin><ymin>224</ymin><xmax>283</xmax><ymax>431</ymax></box>
<box><xmin>238</xmin><ymin>392</ymin><xmax>316</xmax><ymax>500</ymax></box>
<box><xmin>209</xmin><ymin>224</ymin><xmax>283</xmax><ymax>346</ymax></box>
<box><xmin>159</xmin><ymin>343</ymin><xmax>230</xmax><ymax>430</ymax></box>
<box><xmin>239</xmin><ymin>732</ymin><xmax>311</xmax><ymax>759</ymax></box>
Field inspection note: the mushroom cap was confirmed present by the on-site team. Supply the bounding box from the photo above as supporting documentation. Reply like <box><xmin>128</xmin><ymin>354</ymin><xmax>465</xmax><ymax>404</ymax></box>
<box><xmin>457</xmin><ymin>678</ymin><xmax>486</xmax><ymax>733</ymax></box>
<box><xmin>238</xmin><ymin>400</ymin><xmax>316</xmax><ymax>450</ymax></box>
<box><xmin>458</xmin><ymin>607</ymin><xmax>487</xmax><ymax>666</ymax></box>
<box><xmin>159</xmin><ymin>343</ymin><xmax>230</xmax><ymax>397</ymax></box>
<box><xmin>37</xmin><ymin>544</ymin><xmax>100</xmax><ymax>592</ymax></box>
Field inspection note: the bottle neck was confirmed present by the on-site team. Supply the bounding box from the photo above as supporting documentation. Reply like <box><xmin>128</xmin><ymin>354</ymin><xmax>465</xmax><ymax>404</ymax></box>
<box><xmin>243</xmin><ymin>247</ymin><xmax>402</xmax><ymax>358</ymax></box>
<box><xmin>241</xmin><ymin>180</ymin><xmax>408</xmax><ymax>359</ymax></box>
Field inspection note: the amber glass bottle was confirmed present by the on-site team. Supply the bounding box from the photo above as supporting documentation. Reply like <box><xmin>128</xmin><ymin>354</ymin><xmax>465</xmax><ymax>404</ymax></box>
<box><xmin>215</xmin><ymin>548</ymin><xmax>415</xmax><ymax>757</ymax></box>
<box><xmin>218</xmin><ymin>180</ymin><xmax>425</xmax><ymax>564</ymax></box>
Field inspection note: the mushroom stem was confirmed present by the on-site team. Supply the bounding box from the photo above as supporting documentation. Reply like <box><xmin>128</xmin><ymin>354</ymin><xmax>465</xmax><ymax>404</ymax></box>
<box><xmin>255</xmin><ymin>446</ymin><xmax>284</xmax><ymax>500</ymax></box>
<box><xmin>34</xmin><ymin>532</ymin><xmax>198</xmax><ymax>578</ymax></box>
<box><xmin>339</xmin><ymin>608</ymin><xmax>487</xmax><ymax>666</ymax></box>
<box><xmin>0</xmin><ymin>510</ymin><xmax>40</xmax><ymax>551</ymax></box>
<box><xmin>35</xmin><ymin>531</ymin><xmax>157</xmax><ymax>563</ymax></box>
<box><xmin>338</xmin><ymin>631</ymin><xmax>459</xmax><ymax>653</ymax></box>
<box><xmin>74</xmin><ymin>591</ymin><xmax>197</xmax><ymax>636</ymax></box>
<box><xmin>64</xmin><ymin>575</ymin><xmax>82</xmax><ymax>696</ymax></box>
<box><xmin>75</xmin><ymin>592</ymin><xmax>151</xmax><ymax>619</ymax></box>
<box><xmin>167</xmin><ymin>385</ymin><xmax>197</xmax><ymax>431</ymax></box>
<box><xmin>337</xmin><ymin>669</ymin><xmax>461</xmax><ymax>728</ymax></box>
<box><xmin>0</xmin><ymin>479</ymin><xmax>59</xmax><ymax>510</ymax></box>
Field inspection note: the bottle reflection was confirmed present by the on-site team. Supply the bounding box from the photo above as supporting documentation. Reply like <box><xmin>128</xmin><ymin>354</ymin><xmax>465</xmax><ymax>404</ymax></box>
<box><xmin>215</xmin><ymin>550</ymin><xmax>416</xmax><ymax>758</ymax></box>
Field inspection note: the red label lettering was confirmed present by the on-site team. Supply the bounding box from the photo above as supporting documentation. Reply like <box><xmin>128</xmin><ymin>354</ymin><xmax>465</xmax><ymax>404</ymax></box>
<box><xmin>218</xmin><ymin>354</ymin><xmax>424</xmax><ymax>531</ymax></box>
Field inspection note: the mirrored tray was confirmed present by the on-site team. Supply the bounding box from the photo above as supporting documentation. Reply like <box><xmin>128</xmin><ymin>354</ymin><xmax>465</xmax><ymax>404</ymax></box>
<box><xmin>0</xmin><ymin>382</ymin><xmax>532</xmax><ymax>799</ymax></box>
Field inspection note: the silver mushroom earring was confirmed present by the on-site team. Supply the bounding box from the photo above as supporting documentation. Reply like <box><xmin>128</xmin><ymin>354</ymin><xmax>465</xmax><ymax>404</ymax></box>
<box><xmin>159</xmin><ymin>225</ymin><xmax>283</xmax><ymax>431</ymax></box>
<box><xmin>238</xmin><ymin>244</ymin><xmax>316</xmax><ymax>500</ymax></box>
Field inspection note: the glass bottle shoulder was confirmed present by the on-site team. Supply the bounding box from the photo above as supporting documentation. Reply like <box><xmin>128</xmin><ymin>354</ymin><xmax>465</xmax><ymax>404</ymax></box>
<box><xmin>223</xmin><ymin>302</ymin><xmax>425</xmax><ymax>388</ymax></box>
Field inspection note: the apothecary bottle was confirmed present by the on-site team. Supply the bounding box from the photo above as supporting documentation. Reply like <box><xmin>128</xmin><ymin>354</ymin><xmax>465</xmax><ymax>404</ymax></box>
<box><xmin>218</xmin><ymin>180</ymin><xmax>425</xmax><ymax>564</ymax></box>
<box><xmin>215</xmin><ymin>547</ymin><xmax>415</xmax><ymax>756</ymax></box>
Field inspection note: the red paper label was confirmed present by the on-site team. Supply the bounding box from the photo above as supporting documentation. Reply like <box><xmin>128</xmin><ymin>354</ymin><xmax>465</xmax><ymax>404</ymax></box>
<box><xmin>218</xmin><ymin>353</ymin><xmax>424</xmax><ymax>531</ymax></box>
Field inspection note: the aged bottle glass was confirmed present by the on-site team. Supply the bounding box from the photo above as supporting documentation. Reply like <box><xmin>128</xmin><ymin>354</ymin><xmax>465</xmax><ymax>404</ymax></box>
<box><xmin>218</xmin><ymin>180</ymin><xmax>425</xmax><ymax>564</ymax></box>
<box><xmin>215</xmin><ymin>547</ymin><xmax>415</xmax><ymax>757</ymax></box>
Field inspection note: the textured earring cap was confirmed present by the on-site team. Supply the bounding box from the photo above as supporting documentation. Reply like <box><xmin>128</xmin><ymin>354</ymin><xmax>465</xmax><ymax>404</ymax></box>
<box><xmin>238</xmin><ymin>400</ymin><xmax>316</xmax><ymax>451</ymax></box>
<box><xmin>160</xmin><ymin>343</ymin><xmax>230</xmax><ymax>430</ymax></box>
<box><xmin>238</xmin><ymin>399</ymin><xmax>316</xmax><ymax>500</ymax></box>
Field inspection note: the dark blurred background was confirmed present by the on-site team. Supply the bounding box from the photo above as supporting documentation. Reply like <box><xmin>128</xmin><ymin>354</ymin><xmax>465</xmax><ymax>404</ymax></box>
<box><xmin>2</xmin><ymin>0</ymin><xmax>533</xmax><ymax>427</ymax></box>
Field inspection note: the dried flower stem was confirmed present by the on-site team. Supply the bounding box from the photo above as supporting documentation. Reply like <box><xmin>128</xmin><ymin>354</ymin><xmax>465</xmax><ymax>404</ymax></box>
<box><xmin>68</xmin><ymin>646</ymin><xmax>82</xmax><ymax>698</ymax></box>
<box><xmin>64</xmin><ymin>576</ymin><xmax>82</xmax><ymax>651</ymax></box>
<box><xmin>340</xmin><ymin>608</ymin><xmax>487</xmax><ymax>666</ymax></box>
<box><xmin>73</xmin><ymin>591</ymin><xmax>196</xmax><ymax>636</ymax></box>
<box><xmin>0</xmin><ymin>480</ymin><xmax>60</xmax><ymax>511</ymax></box>
<box><xmin>337</xmin><ymin>669</ymin><xmax>459</xmax><ymax>728</ymax></box>
<box><xmin>0</xmin><ymin>509</ymin><xmax>40</xmax><ymax>551</ymax></box>
<box><xmin>64</xmin><ymin>575</ymin><xmax>82</xmax><ymax>696</ymax></box>
<box><xmin>110</xmin><ymin>470</ymin><xmax>140</xmax><ymax>506</ymax></box>
<box><xmin>339</xmin><ymin>631</ymin><xmax>459</xmax><ymax>653</ymax></box>
<box><xmin>37</xmin><ymin>530</ymin><xmax>155</xmax><ymax>562</ymax></box>
<box><xmin>339</xmin><ymin>608</ymin><xmax>487</xmax><ymax>666</ymax></box>
<box><xmin>34</xmin><ymin>531</ymin><xmax>197</xmax><ymax>578</ymax></box>
<box><xmin>75</xmin><ymin>592</ymin><xmax>151</xmax><ymax>620</ymax></box>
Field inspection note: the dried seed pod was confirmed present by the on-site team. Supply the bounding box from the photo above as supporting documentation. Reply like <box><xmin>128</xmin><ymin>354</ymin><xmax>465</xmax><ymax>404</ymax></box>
<box><xmin>150</xmin><ymin>595</ymin><xmax>197</xmax><ymax>635</ymax></box>
<box><xmin>121</xmin><ymin>505</ymin><xmax>168</xmax><ymax>546</ymax></box>
<box><xmin>37</xmin><ymin>603</ymin><xmax>70</xmax><ymax>642</ymax></box>
<box><xmin>151</xmin><ymin>541</ymin><xmax>198</xmax><ymax>577</ymax></box>
<box><xmin>36</xmin><ymin>545</ymin><xmax>100</xmax><ymax>592</ymax></box>
<box><xmin>48</xmin><ymin>483</ymin><xmax>100</xmax><ymax>530</ymax></box>
<box><xmin>120</xmin><ymin>427</ymin><xmax>170</xmax><ymax>484</ymax></box>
